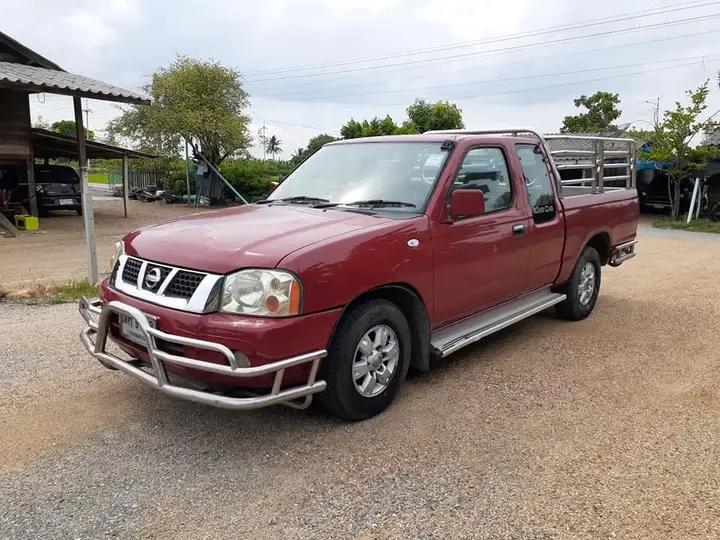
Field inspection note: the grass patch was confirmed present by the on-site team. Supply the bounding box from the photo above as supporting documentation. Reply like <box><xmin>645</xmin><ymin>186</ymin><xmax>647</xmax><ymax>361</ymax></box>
<box><xmin>0</xmin><ymin>279</ymin><xmax>99</xmax><ymax>304</ymax></box>
<box><xmin>49</xmin><ymin>280</ymin><xmax>99</xmax><ymax>303</ymax></box>
<box><xmin>89</xmin><ymin>172</ymin><xmax>109</xmax><ymax>184</ymax></box>
<box><xmin>652</xmin><ymin>218</ymin><xmax>720</xmax><ymax>234</ymax></box>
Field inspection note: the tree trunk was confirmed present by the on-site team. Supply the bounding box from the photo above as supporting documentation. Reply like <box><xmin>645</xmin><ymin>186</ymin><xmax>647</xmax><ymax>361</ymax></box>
<box><xmin>671</xmin><ymin>179</ymin><xmax>682</xmax><ymax>220</ymax></box>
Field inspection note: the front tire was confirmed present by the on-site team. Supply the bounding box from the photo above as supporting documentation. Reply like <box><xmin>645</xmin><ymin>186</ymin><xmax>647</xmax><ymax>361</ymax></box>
<box><xmin>318</xmin><ymin>299</ymin><xmax>411</xmax><ymax>421</ymax></box>
<box><xmin>556</xmin><ymin>246</ymin><xmax>601</xmax><ymax>321</ymax></box>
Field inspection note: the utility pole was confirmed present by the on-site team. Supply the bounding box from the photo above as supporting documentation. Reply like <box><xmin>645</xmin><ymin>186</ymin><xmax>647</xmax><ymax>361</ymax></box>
<box><xmin>258</xmin><ymin>123</ymin><xmax>267</xmax><ymax>160</ymax></box>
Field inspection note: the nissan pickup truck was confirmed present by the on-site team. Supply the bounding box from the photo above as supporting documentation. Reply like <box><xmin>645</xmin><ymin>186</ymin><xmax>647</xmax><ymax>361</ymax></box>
<box><xmin>79</xmin><ymin>129</ymin><xmax>639</xmax><ymax>421</ymax></box>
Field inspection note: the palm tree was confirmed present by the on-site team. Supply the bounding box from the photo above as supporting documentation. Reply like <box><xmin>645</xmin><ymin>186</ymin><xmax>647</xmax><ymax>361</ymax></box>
<box><xmin>265</xmin><ymin>135</ymin><xmax>282</xmax><ymax>160</ymax></box>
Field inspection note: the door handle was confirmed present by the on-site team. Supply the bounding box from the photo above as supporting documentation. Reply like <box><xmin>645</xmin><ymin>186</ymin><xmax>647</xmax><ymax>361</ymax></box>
<box><xmin>512</xmin><ymin>223</ymin><xmax>526</xmax><ymax>236</ymax></box>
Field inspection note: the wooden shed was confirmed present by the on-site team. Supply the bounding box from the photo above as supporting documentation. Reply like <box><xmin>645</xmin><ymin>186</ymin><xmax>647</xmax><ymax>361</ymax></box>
<box><xmin>0</xmin><ymin>31</ymin><xmax>150</xmax><ymax>282</ymax></box>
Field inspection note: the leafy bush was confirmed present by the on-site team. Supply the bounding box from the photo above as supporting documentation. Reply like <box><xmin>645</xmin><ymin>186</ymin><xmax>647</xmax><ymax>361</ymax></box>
<box><xmin>127</xmin><ymin>157</ymin><xmax>294</xmax><ymax>201</ymax></box>
<box><xmin>220</xmin><ymin>159</ymin><xmax>293</xmax><ymax>201</ymax></box>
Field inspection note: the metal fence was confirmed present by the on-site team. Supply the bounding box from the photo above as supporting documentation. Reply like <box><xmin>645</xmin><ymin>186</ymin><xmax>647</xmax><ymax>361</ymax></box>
<box><xmin>108</xmin><ymin>169</ymin><xmax>164</xmax><ymax>190</ymax></box>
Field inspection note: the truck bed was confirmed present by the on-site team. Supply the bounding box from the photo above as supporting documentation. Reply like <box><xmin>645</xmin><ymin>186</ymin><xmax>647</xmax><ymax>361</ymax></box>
<box><xmin>556</xmin><ymin>186</ymin><xmax>639</xmax><ymax>283</ymax></box>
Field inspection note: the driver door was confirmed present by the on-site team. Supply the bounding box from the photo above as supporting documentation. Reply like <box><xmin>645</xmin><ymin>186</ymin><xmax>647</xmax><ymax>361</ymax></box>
<box><xmin>432</xmin><ymin>145</ymin><xmax>530</xmax><ymax>325</ymax></box>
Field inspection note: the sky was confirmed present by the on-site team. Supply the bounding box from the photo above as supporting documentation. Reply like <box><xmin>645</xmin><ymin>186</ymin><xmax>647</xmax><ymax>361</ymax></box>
<box><xmin>5</xmin><ymin>0</ymin><xmax>720</xmax><ymax>158</ymax></box>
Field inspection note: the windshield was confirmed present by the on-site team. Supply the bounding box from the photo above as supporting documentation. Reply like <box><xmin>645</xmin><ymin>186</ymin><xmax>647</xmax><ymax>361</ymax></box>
<box><xmin>268</xmin><ymin>142</ymin><xmax>450</xmax><ymax>210</ymax></box>
<box><xmin>35</xmin><ymin>166</ymin><xmax>80</xmax><ymax>185</ymax></box>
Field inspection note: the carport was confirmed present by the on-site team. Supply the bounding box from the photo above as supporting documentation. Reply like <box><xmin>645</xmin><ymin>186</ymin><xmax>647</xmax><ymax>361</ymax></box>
<box><xmin>31</xmin><ymin>127</ymin><xmax>155</xmax><ymax>217</ymax></box>
<box><xmin>0</xmin><ymin>30</ymin><xmax>150</xmax><ymax>282</ymax></box>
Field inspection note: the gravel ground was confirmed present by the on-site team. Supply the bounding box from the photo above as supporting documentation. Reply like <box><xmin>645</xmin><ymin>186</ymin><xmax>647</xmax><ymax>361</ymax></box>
<box><xmin>0</xmin><ymin>200</ymin><xmax>209</xmax><ymax>291</ymax></box>
<box><xmin>2</xmin><ymin>227</ymin><xmax>720</xmax><ymax>539</ymax></box>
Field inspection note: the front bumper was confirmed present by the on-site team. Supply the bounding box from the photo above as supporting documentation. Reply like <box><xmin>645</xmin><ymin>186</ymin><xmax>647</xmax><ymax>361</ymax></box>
<box><xmin>79</xmin><ymin>298</ymin><xmax>328</xmax><ymax>410</ymax></box>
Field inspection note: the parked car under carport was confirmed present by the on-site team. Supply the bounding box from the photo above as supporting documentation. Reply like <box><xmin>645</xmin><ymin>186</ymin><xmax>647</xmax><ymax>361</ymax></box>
<box><xmin>0</xmin><ymin>163</ymin><xmax>82</xmax><ymax>216</ymax></box>
<box><xmin>34</xmin><ymin>164</ymin><xmax>83</xmax><ymax>216</ymax></box>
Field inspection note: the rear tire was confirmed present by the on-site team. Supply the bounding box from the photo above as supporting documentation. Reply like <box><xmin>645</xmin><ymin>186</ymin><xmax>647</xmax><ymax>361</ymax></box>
<box><xmin>317</xmin><ymin>299</ymin><xmax>411</xmax><ymax>421</ymax></box>
<box><xmin>556</xmin><ymin>246</ymin><xmax>601</xmax><ymax>321</ymax></box>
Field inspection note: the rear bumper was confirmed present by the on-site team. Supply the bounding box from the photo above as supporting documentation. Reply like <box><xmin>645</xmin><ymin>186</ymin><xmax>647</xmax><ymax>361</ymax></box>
<box><xmin>38</xmin><ymin>195</ymin><xmax>81</xmax><ymax>211</ymax></box>
<box><xmin>79</xmin><ymin>298</ymin><xmax>328</xmax><ymax>410</ymax></box>
<box><xmin>609</xmin><ymin>240</ymin><xmax>637</xmax><ymax>267</ymax></box>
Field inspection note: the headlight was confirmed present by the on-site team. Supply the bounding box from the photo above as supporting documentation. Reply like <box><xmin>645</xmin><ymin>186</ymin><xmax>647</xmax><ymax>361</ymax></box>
<box><xmin>110</xmin><ymin>240</ymin><xmax>125</xmax><ymax>272</ymax></box>
<box><xmin>221</xmin><ymin>269</ymin><xmax>302</xmax><ymax>317</ymax></box>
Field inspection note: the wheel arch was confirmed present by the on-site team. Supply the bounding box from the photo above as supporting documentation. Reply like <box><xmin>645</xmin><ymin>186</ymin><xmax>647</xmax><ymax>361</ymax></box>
<box><xmin>585</xmin><ymin>231</ymin><xmax>612</xmax><ymax>265</ymax></box>
<box><xmin>331</xmin><ymin>283</ymin><xmax>432</xmax><ymax>373</ymax></box>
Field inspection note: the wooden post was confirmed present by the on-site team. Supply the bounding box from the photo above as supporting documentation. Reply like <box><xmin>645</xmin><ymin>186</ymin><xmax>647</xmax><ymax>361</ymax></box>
<box><xmin>27</xmin><ymin>151</ymin><xmax>38</xmax><ymax>217</ymax></box>
<box><xmin>122</xmin><ymin>152</ymin><xmax>129</xmax><ymax>218</ymax></box>
<box><xmin>23</xmin><ymin>91</ymin><xmax>38</xmax><ymax>217</ymax></box>
<box><xmin>74</xmin><ymin>96</ymin><xmax>98</xmax><ymax>284</ymax></box>
<box><xmin>0</xmin><ymin>213</ymin><xmax>17</xmax><ymax>237</ymax></box>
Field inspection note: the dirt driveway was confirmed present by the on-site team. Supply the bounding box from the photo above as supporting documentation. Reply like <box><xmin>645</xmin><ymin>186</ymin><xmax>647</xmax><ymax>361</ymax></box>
<box><xmin>1</xmin><ymin>227</ymin><xmax>719</xmax><ymax>538</ymax></box>
<box><xmin>0</xmin><ymin>200</ymin><xmax>209</xmax><ymax>291</ymax></box>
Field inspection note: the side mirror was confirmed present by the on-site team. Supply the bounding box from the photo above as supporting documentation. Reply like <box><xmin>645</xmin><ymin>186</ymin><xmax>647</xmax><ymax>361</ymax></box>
<box><xmin>267</xmin><ymin>181</ymin><xmax>279</xmax><ymax>194</ymax></box>
<box><xmin>450</xmin><ymin>189</ymin><xmax>485</xmax><ymax>220</ymax></box>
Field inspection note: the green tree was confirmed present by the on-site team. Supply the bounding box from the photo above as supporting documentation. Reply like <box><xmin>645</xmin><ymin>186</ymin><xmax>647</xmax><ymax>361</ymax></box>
<box><xmin>341</xmin><ymin>115</ymin><xmax>402</xmax><ymax>139</ymax></box>
<box><xmin>290</xmin><ymin>133</ymin><xmax>338</xmax><ymax>165</ymax></box>
<box><xmin>108</xmin><ymin>56</ymin><xmax>250</xmax><ymax>165</ymax></box>
<box><xmin>265</xmin><ymin>135</ymin><xmax>282</xmax><ymax>160</ymax></box>
<box><xmin>340</xmin><ymin>99</ymin><xmax>464</xmax><ymax>139</ymax></box>
<box><xmin>51</xmin><ymin>119</ymin><xmax>95</xmax><ymax>140</ymax></box>
<box><xmin>404</xmin><ymin>98</ymin><xmax>464</xmax><ymax>133</ymax></box>
<box><xmin>646</xmin><ymin>81</ymin><xmax>719</xmax><ymax>220</ymax></box>
<box><xmin>340</xmin><ymin>119</ymin><xmax>364</xmax><ymax>139</ymax></box>
<box><xmin>560</xmin><ymin>91</ymin><xmax>622</xmax><ymax>133</ymax></box>
<box><xmin>306</xmin><ymin>133</ymin><xmax>337</xmax><ymax>153</ymax></box>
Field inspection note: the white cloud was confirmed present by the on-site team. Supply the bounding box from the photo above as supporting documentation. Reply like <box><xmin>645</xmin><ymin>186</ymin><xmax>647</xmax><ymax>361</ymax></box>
<box><xmin>11</xmin><ymin>0</ymin><xmax>720</xmax><ymax>158</ymax></box>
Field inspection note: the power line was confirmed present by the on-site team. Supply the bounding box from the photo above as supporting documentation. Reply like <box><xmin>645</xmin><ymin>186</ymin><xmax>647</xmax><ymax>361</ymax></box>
<box><xmin>252</xmin><ymin>57</ymin><xmax>715</xmax><ymax>112</ymax></box>
<box><xmin>255</xmin><ymin>53</ymin><xmax>720</xmax><ymax>103</ymax></box>
<box><xmin>393</xmin><ymin>59</ymin><xmax>716</xmax><ymax>105</ymax></box>
<box><xmin>245</xmin><ymin>13</ymin><xmax>720</xmax><ymax>83</ymax></box>
<box><xmin>243</xmin><ymin>0</ymin><xmax>720</xmax><ymax>76</ymax></box>
<box><xmin>255</xmin><ymin>117</ymin><xmax>341</xmax><ymax>132</ymax></box>
<box><xmin>249</xmin><ymin>26</ymin><xmax>720</xmax><ymax>95</ymax></box>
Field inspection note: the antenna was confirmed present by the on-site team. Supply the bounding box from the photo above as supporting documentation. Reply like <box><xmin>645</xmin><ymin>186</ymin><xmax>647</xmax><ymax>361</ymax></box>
<box><xmin>258</xmin><ymin>122</ymin><xmax>268</xmax><ymax>160</ymax></box>
<box><xmin>644</xmin><ymin>97</ymin><xmax>660</xmax><ymax>128</ymax></box>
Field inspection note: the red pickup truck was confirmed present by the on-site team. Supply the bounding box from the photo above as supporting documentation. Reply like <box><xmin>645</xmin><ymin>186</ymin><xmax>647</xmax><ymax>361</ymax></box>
<box><xmin>80</xmin><ymin>129</ymin><xmax>639</xmax><ymax>420</ymax></box>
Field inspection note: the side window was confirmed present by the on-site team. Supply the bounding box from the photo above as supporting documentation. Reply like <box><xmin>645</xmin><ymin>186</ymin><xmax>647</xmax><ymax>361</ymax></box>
<box><xmin>517</xmin><ymin>144</ymin><xmax>556</xmax><ymax>223</ymax></box>
<box><xmin>453</xmin><ymin>147</ymin><xmax>512</xmax><ymax>212</ymax></box>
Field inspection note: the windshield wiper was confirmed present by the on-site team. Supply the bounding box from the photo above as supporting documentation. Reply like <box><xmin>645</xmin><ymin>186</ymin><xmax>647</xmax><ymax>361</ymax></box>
<box><xmin>256</xmin><ymin>195</ymin><xmax>330</xmax><ymax>205</ymax></box>
<box><xmin>345</xmin><ymin>199</ymin><xmax>416</xmax><ymax>208</ymax></box>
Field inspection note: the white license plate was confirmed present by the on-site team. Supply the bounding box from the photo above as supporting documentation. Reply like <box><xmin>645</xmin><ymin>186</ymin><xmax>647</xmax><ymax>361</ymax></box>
<box><xmin>59</xmin><ymin>198</ymin><xmax>74</xmax><ymax>205</ymax></box>
<box><xmin>119</xmin><ymin>314</ymin><xmax>155</xmax><ymax>346</ymax></box>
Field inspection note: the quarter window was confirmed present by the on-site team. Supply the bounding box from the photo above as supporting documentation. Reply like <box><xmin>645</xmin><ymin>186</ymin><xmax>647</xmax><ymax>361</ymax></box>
<box><xmin>517</xmin><ymin>144</ymin><xmax>556</xmax><ymax>222</ymax></box>
<box><xmin>452</xmin><ymin>147</ymin><xmax>512</xmax><ymax>212</ymax></box>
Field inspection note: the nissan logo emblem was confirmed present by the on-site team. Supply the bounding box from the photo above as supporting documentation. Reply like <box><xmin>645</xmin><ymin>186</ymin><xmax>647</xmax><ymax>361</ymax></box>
<box><xmin>144</xmin><ymin>267</ymin><xmax>162</xmax><ymax>288</ymax></box>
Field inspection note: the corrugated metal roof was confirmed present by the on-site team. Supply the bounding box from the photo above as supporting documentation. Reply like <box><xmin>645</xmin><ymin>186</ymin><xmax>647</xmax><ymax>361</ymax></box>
<box><xmin>0</xmin><ymin>61</ymin><xmax>150</xmax><ymax>104</ymax></box>
<box><xmin>0</xmin><ymin>31</ymin><xmax>61</xmax><ymax>69</ymax></box>
<box><xmin>32</xmin><ymin>128</ymin><xmax>156</xmax><ymax>159</ymax></box>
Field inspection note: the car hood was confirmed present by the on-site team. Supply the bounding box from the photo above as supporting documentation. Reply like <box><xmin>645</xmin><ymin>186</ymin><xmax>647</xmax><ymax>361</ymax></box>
<box><xmin>124</xmin><ymin>204</ymin><xmax>390</xmax><ymax>274</ymax></box>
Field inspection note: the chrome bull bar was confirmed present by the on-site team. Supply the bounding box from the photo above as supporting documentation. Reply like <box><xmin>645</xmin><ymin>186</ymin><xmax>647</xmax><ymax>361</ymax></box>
<box><xmin>78</xmin><ymin>298</ymin><xmax>327</xmax><ymax>410</ymax></box>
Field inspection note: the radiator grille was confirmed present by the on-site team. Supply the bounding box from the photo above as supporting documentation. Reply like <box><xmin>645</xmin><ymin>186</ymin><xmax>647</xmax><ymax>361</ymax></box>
<box><xmin>121</xmin><ymin>257</ymin><xmax>143</xmax><ymax>284</ymax></box>
<box><xmin>164</xmin><ymin>270</ymin><xmax>206</xmax><ymax>299</ymax></box>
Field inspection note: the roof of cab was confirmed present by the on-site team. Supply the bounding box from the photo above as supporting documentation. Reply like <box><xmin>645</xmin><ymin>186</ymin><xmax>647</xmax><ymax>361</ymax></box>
<box><xmin>326</xmin><ymin>133</ymin><xmax>539</xmax><ymax>146</ymax></box>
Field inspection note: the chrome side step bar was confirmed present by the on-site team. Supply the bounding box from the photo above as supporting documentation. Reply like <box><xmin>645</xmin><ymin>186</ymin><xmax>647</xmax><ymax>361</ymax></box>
<box><xmin>609</xmin><ymin>240</ymin><xmax>637</xmax><ymax>267</ymax></box>
<box><xmin>431</xmin><ymin>288</ymin><xmax>566</xmax><ymax>357</ymax></box>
